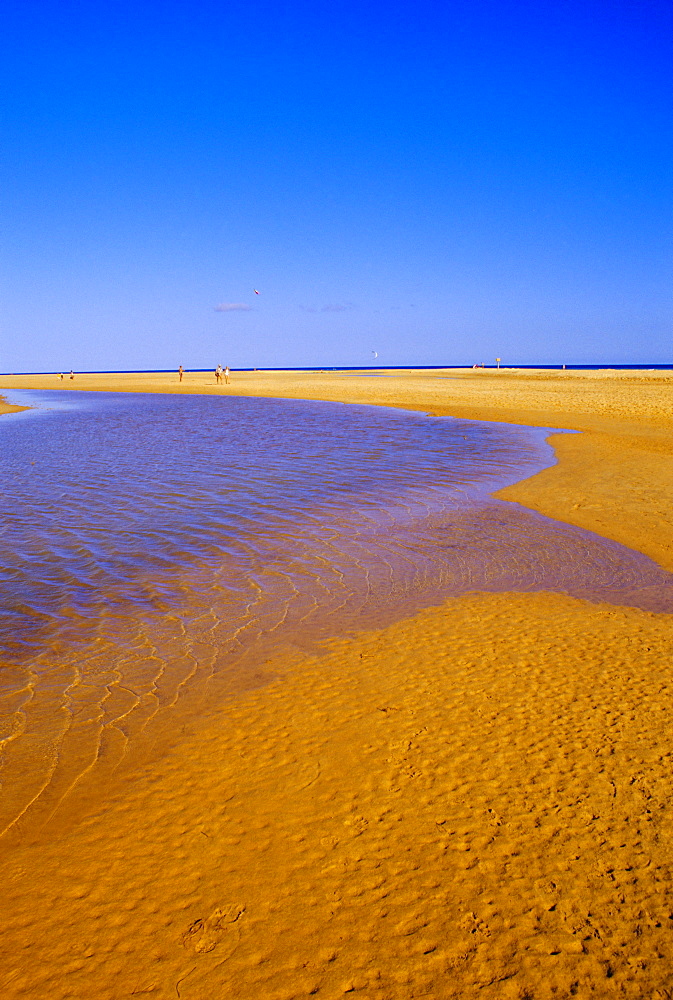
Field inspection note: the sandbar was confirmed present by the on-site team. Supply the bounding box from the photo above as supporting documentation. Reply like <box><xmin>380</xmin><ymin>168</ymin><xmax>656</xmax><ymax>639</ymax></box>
<box><xmin>1</xmin><ymin>367</ymin><xmax>672</xmax><ymax>999</ymax></box>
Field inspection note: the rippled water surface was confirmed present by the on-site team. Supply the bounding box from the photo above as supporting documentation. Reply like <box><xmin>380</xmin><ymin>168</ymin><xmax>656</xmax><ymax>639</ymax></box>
<box><xmin>2</xmin><ymin>389</ymin><xmax>673</xmax><ymax>841</ymax></box>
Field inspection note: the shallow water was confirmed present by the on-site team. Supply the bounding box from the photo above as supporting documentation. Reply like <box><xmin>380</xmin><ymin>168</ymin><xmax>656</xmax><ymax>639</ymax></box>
<box><xmin>2</xmin><ymin>390</ymin><xmax>673</xmax><ymax>842</ymax></box>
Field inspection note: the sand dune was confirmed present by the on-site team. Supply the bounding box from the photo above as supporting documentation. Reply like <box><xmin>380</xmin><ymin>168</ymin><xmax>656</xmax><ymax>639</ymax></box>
<box><xmin>1</xmin><ymin>368</ymin><xmax>673</xmax><ymax>998</ymax></box>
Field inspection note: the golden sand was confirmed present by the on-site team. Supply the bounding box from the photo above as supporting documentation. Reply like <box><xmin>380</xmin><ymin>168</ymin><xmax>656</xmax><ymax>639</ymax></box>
<box><xmin>0</xmin><ymin>400</ymin><xmax>29</xmax><ymax>418</ymax></box>
<box><xmin>1</xmin><ymin>368</ymin><xmax>673</xmax><ymax>999</ymax></box>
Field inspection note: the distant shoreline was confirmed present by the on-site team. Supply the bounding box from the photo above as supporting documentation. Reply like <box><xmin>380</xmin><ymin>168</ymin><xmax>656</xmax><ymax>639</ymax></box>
<box><xmin>1</xmin><ymin>362</ymin><xmax>673</xmax><ymax>376</ymax></box>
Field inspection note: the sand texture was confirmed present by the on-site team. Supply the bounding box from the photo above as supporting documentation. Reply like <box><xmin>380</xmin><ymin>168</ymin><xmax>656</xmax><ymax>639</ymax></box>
<box><xmin>1</xmin><ymin>369</ymin><xmax>673</xmax><ymax>998</ymax></box>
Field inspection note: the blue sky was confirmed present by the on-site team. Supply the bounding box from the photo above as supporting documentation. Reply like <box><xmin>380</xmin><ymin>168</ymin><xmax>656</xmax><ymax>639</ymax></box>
<box><xmin>1</xmin><ymin>0</ymin><xmax>671</xmax><ymax>371</ymax></box>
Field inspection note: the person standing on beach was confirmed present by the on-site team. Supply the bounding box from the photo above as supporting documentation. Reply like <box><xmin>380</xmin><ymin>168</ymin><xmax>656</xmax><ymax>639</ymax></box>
<box><xmin>178</xmin><ymin>365</ymin><xmax>184</xmax><ymax>382</ymax></box>
<box><xmin>69</xmin><ymin>370</ymin><xmax>74</xmax><ymax>380</ymax></box>
<box><xmin>224</xmin><ymin>365</ymin><xmax>231</xmax><ymax>384</ymax></box>
<box><xmin>215</xmin><ymin>364</ymin><xmax>223</xmax><ymax>384</ymax></box>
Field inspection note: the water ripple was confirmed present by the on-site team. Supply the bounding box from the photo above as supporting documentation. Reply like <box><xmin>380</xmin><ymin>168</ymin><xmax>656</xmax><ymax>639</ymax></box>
<box><xmin>1</xmin><ymin>389</ymin><xmax>672</xmax><ymax>841</ymax></box>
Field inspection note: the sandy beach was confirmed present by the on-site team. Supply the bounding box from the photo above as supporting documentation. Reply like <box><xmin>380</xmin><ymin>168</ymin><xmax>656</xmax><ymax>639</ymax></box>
<box><xmin>1</xmin><ymin>368</ymin><xmax>673</xmax><ymax>999</ymax></box>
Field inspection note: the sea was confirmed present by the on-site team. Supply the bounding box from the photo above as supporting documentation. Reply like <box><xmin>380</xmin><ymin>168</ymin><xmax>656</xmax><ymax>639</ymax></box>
<box><xmin>1</xmin><ymin>389</ymin><xmax>673</xmax><ymax>840</ymax></box>
<box><xmin>3</xmin><ymin>363</ymin><xmax>673</xmax><ymax>375</ymax></box>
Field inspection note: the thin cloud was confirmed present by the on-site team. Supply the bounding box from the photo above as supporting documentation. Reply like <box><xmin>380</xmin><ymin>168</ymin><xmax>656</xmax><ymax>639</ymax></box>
<box><xmin>321</xmin><ymin>302</ymin><xmax>355</xmax><ymax>313</ymax></box>
<box><xmin>299</xmin><ymin>302</ymin><xmax>355</xmax><ymax>314</ymax></box>
<box><xmin>214</xmin><ymin>302</ymin><xmax>252</xmax><ymax>312</ymax></box>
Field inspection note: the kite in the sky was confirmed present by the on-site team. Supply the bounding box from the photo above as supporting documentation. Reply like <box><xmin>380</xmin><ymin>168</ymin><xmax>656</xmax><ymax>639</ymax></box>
<box><xmin>253</xmin><ymin>289</ymin><xmax>260</xmax><ymax>295</ymax></box>
<box><xmin>372</xmin><ymin>351</ymin><xmax>378</xmax><ymax>359</ymax></box>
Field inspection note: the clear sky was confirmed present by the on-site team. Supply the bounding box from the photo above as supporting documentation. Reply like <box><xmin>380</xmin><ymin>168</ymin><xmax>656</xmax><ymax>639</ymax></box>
<box><xmin>1</xmin><ymin>0</ymin><xmax>671</xmax><ymax>371</ymax></box>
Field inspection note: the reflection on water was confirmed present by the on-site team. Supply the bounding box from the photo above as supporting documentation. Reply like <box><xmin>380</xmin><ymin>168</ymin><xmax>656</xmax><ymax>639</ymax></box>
<box><xmin>1</xmin><ymin>390</ymin><xmax>673</xmax><ymax>842</ymax></box>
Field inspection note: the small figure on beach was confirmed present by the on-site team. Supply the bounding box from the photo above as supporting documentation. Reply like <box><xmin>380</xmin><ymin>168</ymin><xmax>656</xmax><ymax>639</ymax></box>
<box><xmin>224</xmin><ymin>366</ymin><xmax>231</xmax><ymax>384</ymax></box>
<box><xmin>69</xmin><ymin>370</ymin><xmax>74</xmax><ymax>380</ymax></box>
<box><xmin>178</xmin><ymin>365</ymin><xmax>184</xmax><ymax>382</ymax></box>
<box><xmin>215</xmin><ymin>364</ymin><xmax>223</xmax><ymax>384</ymax></box>
<box><xmin>58</xmin><ymin>373</ymin><xmax>63</xmax><ymax>380</ymax></box>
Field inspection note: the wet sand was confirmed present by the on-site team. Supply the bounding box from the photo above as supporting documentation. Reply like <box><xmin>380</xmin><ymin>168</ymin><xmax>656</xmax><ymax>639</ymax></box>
<box><xmin>0</xmin><ymin>399</ymin><xmax>29</xmax><ymax>418</ymax></box>
<box><xmin>1</xmin><ymin>368</ymin><xmax>673</xmax><ymax>998</ymax></box>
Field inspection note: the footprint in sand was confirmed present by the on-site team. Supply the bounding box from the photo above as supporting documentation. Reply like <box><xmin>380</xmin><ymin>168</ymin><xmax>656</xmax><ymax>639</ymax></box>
<box><xmin>182</xmin><ymin>903</ymin><xmax>245</xmax><ymax>955</ymax></box>
<box><xmin>459</xmin><ymin>911</ymin><xmax>490</xmax><ymax>938</ymax></box>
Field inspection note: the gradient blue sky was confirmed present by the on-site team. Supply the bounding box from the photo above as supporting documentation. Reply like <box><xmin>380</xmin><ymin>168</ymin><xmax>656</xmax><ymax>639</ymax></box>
<box><xmin>1</xmin><ymin>0</ymin><xmax>671</xmax><ymax>371</ymax></box>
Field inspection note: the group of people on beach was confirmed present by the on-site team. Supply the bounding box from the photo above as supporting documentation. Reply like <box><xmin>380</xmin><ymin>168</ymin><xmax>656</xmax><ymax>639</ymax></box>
<box><xmin>177</xmin><ymin>365</ymin><xmax>230</xmax><ymax>384</ymax></box>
